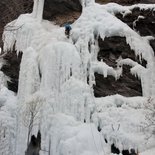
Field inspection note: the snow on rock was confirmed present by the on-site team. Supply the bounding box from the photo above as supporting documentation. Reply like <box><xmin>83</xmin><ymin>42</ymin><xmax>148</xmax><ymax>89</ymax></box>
<box><xmin>91</xmin><ymin>61</ymin><xmax>122</xmax><ymax>80</ymax></box>
<box><xmin>72</xmin><ymin>3</ymin><xmax>154</xmax><ymax>62</ymax></box>
<box><xmin>103</xmin><ymin>3</ymin><xmax>155</xmax><ymax>16</ymax></box>
<box><xmin>2</xmin><ymin>0</ymin><xmax>155</xmax><ymax>154</ymax></box>
<box><xmin>117</xmin><ymin>58</ymin><xmax>147</xmax><ymax>94</ymax></box>
<box><xmin>72</xmin><ymin>3</ymin><xmax>155</xmax><ymax>97</ymax></box>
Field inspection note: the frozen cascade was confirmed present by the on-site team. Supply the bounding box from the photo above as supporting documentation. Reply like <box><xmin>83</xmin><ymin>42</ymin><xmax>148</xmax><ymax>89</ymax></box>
<box><xmin>71</xmin><ymin>3</ymin><xmax>155</xmax><ymax>97</ymax></box>
<box><xmin>18</xmin><ymin>47</ymin><xmax>40</xmax><ymax>103</ymax></box>
<box><xmin>4</xmin><ymin>1</ymin><xmax>98</xmax><ymax>153</ymax></box>
<box><xmin>33</xmin><ymin>0</ymin><xmax>45</xmax><ymax>21</ymax></box>
<box><xmin>0</xmin><ymin>87</ymin><xmax>17</xmax><ymax>155</ymax></box>
<box><xmin>2</xmin><ymin>0</ymin><xmax>155</xmax><ymax>154</ymax></box>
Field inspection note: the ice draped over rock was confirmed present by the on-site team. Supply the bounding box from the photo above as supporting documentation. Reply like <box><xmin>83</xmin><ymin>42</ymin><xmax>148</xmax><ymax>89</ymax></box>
<box><xmin>17</xmin><ymin>47</ymin><xmax>40</xmax><ymax>103</ymax></box>
<box><xmin>71</xmin><ymin>4</ymin><xmax>155</xmax><ymax>97</ymax></box>
<box><xmin>1</xmin><ymin>0</ymin><xmax>155</xmax><ymax>154</ymax></box>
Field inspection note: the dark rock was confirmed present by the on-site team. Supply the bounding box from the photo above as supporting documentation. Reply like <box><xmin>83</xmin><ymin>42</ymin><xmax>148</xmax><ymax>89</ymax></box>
<box><xmin>93</xmin><ymin>36</ymin><xmax>143</xmax><ymax>97</ymax></box>
<box><xmin>116</xmin><ymin>7</ymin><xmax>155</xmax><ymax>36</ymax></box>
<box><xmin>97</xmin><ymin>125</ymin><xmax>102</xmax><ymax>132</ymax></box>
<box><xmin>0</xmin><ymin>0</ymin><xmax>81</xmax><ymax>93</ymax></box>
<box><xmin>111</xmin><ymin>144</ymin><xmax>120</xmax><ymax>154</ymax></box>
<box><xmin>1</xmin><ymin>51</ymin><xmax>22</xmax><ymax>93</ymax></box>
<box><xmin>94</xmin><ymin>71</ymin><xmax>142</xmax><ymax>97</ymax></box>
<box><xmin>25</xmin><ymin>131</ymin><xmax>41</xmax><ymax>155</ymax></box>
<box><xmin>110</xmin><ymin>142</ymin><xmax>137</xmax><ymax>155</ymax></box>
<box><xmin>0</xmin><ymin>1</ymin><xmax>154</xmax><ymax>96</ymax></box>
<box><xmin>93</xmin><ymin>6</ymin><xmax>155</xmax><ymax>98</ymax></box>
<box><xmin>150</xmin><ymin>40</ymin><xmax>155</xmax><ymax>52</ymax></box>
<box><xmin>98</xmin><ymin>37</ymin><xmax>147</xmax><ymax>67</ymax></box>
<box><xmin>0</xmin><ymin>0</ymin><xmax>33</xmax><ymax>47</ymax></box>
<box><xmin>130</xmin><ymin>149</ymin><xmax>137</xmax><ymax>155</ymax></box>
<box><xmin>122</xmin><ymin>150</ymin><xmax>130</xmax><ymax>155</ymax></box>
<box><xmin>115</xmin><ymin>7</ymin><xmax>155</xmax><ymax>52</ymax></box>
<box><xmin>0</xmin><ymin>0</ymin><xmax>81</xmax><ymax>46</ymax></box>
<box><xmin>43</xmin><ymin>0</ymin><xmax>82</xmax><ymax>20</ymax></box>
<box><xmin>104</xmin><ymin>138</ymin><xmax>108</xmax><ymax>143</ymax></box>
<box><xmin>139</xmin><ymin>0</ymin><xmax>155</xmax><ymax>3</ymax></box>
<box><xmin>96</xmin><ymin>0</ymin><xmax>155</xmax><ymax>5</ymax></box>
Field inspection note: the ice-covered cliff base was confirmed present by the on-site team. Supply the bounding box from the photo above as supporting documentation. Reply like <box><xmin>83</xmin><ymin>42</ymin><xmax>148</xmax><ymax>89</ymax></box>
<box><xmin>1</xmin><ymin>1</ymin><xmax>155</xmax><ymax>155</ymax></box>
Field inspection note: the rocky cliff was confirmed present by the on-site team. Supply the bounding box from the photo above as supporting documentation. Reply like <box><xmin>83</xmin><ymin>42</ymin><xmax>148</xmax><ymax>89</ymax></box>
<box><xmin>97</xmin><ymin>0</ymin><xmax>154</xmax><ymax>4</ymax></box>
<box><xmin>94</xmin><ymin>36</ymin><xmax>143</xmax><ymax>97</ymax></box>
<box><xmin>94</xmin><ymin>4</ymin><xmax>155</xmax><ymax>97</ymax></box>
<box><xmin>0</xmin><ymin>0</ymin><xmax>155</xmax><ymax>97</ymax></box>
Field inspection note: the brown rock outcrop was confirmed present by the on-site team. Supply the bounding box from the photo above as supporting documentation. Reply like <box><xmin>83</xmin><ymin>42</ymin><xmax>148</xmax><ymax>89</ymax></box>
<box><xmin>96</xmin><ymin>0</ymin><xmax>154</xmax><ymax>4</ymax></box>
<box><xmin>1</xmin><ymin>51</ymin><xmax>22</xmax><ymax>93</ymax></box>
<box><xmin>94</xmin><ymin>37</ymin><xmax>143</xmax><ymax>97</ymax></box>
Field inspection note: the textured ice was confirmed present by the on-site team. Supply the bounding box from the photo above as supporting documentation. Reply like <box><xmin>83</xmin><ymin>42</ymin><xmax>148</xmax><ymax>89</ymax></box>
<box><xmin>1</xmin><ymin>0</ymin><xmax>155</xmax><ymax>154</ymax></box>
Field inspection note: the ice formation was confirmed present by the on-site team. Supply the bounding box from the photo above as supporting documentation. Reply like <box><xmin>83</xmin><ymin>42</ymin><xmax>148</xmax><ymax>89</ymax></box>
<box><xmin>0</xmin><ymin>86</ymin><xmax>17</xmax><ymax>155</ymax></box>
<box><xmin>1</xmin><ymin>0</ymin><xmax>155</xmax><ymax>155</ymax></box>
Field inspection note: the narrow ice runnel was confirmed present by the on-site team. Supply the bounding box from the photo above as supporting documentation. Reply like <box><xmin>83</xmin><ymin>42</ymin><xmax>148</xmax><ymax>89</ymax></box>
<box><xmin>71</xmin><ymin>3</ymin><xmax>155</xmax><ymax>97</ymax></box>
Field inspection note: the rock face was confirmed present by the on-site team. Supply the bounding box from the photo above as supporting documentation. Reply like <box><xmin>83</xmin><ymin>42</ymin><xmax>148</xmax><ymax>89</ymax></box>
<box><xmin>1</xmin><ymin>51</ymin><xmax>22</xmax><ymax>93</ymax></box>
<box><xmin>0</xmin><ymin>0</ymin><xmax>33</xmax><ymax>47</ymax></box>
<box><xmin>96</xmin><ymin>0</ymin><xmax>155</xmax><ymax>4</ymax></box>
<box><xmin>115</xmin><ymin>7</ymin><xmax>155</xmax><ymax>52</ymax></box>
<box><xmin>0</xmin><ymin>0</ymin><xmax>81</xmax><ymax>46</ymax></box>
<box><xmin>93</xmin><ymin>6</ymin><xmax>155</xmax><ymax>97</ymax></box>
<box><xmin>0</xmin><ymin>1</ymin><xmax>155</xmax><ymax>98</ymax></box>
<box><xmin>94</xmin><ymin>37</ymin><xmax>143</xmax><ymax>97</ymax></box>
<box><xmin>0</xmin><ymin>0</ymin><xmax>82</xmax><ymax>93</ymax></box>
<box><xmin>43</xmin><ymin>0</ymin><xmax>81</xmax><ymax>20</ymax></box>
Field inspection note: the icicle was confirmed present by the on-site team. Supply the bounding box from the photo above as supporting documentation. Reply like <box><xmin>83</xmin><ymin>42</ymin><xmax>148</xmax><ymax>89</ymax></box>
<box><xmin>18</xmin><ymin>47</ymin><xmax>40</xmax><ymax>103</ymax></box>
<box><xmin>36</xmin><ymin>0</ymin><xmax>45</xmax><ymax>22</ymax></box>
<box><xmin>32</xmin><ymin>0</ymin><xmax>45</xmax><ymax>21</ymax></box>
<box><xmin>32</xmin><ymin>0</ymin><xmax>38</xmax><ymax>18</ymax></box>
